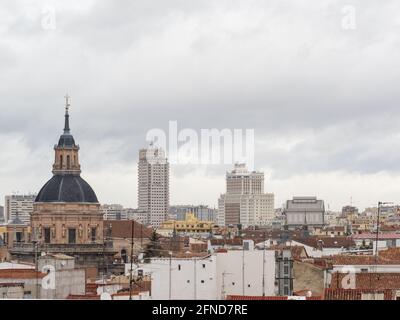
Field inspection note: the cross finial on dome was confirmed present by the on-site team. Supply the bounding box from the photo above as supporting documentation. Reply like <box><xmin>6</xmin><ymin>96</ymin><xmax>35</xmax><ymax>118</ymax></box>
<box><xmin>63</xmin><ymin>94</ymin><xmax>71</xmax><ymax>134</ymax></box>
<box><xmin>64</xmin><ymin>94</ymin><xmax>70</xmax><ymax>113</ymax></box>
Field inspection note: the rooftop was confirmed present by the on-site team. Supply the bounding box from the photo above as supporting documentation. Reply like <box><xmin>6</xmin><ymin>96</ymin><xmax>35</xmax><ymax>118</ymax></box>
<box><xmin>293</xmin><ymin>236</ymin><xmax>355</xmax><ymax>249</ymax></box>
<box><xmin>331</xmin><ymin>272</ymin><xmax>400</xmax><ymax>290</ymax></box>
<box><xmin>104</xmin><ymin>219</ymin><xmax>153</xmax><ymax>239</ymax></box>
<box><xmin>352</xmin><ymin>233</ymin><xmax>400</xmax><ymax>240</ymax></box>
<box><xmin>324</xmin><ymin>288</ymin><xmax>394</xmax><ymax>300</ymax></box>
<box><xmin>331</xmin><ymin>248</ymin><xmax>400</xmax><ymax>265</ymax></box>
<box><xmin>0</xmin><ymin>262</ymin><xmax>35</xmax><ymax>270</ymax></box>
<box><xmin>0</xmin><ymin>269</ymin><xmax>46</xmax><ymax>279</ymax></box>
<box><xmin>209</xmin><ymin>238</ymin><xmax>243</xmax><ymax>246</ymax></box>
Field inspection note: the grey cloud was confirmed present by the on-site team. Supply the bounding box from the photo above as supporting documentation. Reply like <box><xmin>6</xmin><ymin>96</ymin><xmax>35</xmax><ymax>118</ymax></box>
<box><xmin>1</xmin><ymin>0</ymin><xmax>400</xmax><ymax>209</ymax></box>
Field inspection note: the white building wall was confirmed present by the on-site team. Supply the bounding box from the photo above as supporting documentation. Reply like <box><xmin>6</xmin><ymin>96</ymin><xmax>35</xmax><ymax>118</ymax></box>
<box><xmin>219</xmin><ymin>164</ymin><xmax>274</xmax><ymax>227</ymax></box>
<box><xmin>239</xmin><ymin>193</ymin><xmax>275</xmax><ymax>228</ymax></box>
<box><xmin>216</xmin><ymin>250</ymin><xmax>275</xmax><ymax>298</ymax></box>
<box><xmin>4</xmin><ymin>194</ymin><xmax>36</xmax><ymax>225</ymax></box>
<box><xmin>101</xmin><ymin>204</ymin><xmax>126</xmax><ymax>220</ymax></box>
<box><xmin>217</xmin><ymin>195</ymin><xmax>226</xmax><ymax>227</ymax></box>
<box><xmin>130</xmin><ymin>249</ymin><xmax>276</xmax><ymax>300</ymax></box>
<box><xmin>129</xmin><ymin>256</ymin><xmax>217</xmax><ymax>300</ymax></box>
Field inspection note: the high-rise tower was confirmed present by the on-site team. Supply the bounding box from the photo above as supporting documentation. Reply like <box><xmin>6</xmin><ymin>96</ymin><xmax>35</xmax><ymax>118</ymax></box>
<box><xmin>138</xmin><ymin>145</ymin><xmax>169</xmax><ymax>228</ymax></box>
<box><xmin>218</xmin><ymin>163</ymin><xmax>274</xmax><ymax>227</ymax></box>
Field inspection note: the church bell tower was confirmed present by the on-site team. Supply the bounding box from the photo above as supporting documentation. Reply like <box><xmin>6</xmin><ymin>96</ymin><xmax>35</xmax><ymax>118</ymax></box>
<box><xmin>52</xmin><ymin>95</ymin><xmax>81</xmax><ymax>175</ymax></box>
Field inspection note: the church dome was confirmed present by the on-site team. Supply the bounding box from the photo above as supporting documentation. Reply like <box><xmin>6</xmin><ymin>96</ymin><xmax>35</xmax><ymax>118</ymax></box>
<box><xmin>35</xmin><ymin>175</ymin><xmax>98</xmax><ymax>203</ymax></box>
<box><xmin>35</xmin><ymin>96</ymin><xmax>99</xmax><ymax>204</ymax></box>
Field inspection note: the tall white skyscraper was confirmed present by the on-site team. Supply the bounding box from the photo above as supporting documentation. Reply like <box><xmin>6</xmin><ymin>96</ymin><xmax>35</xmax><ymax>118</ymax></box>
<box><xmin>218</xmin><ymin>164</ymin><xmax>274</xmax><ymax>228</ymax></box>
<box><xmin>138</xmin><ymin>146</ymin><xmax>169</xmax><ymax>228</ymax></box>
<box><xmin>4</xmin><ymin>194</ymin><xmax>36</xmax><ymax>225</ymax></box>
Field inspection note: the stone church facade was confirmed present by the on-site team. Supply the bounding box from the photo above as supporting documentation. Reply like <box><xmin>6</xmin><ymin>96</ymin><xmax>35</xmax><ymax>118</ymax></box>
<box><xmin>11</xmin><ymin>97</ymin><xmax>116</xmax><ymax>274</ymax></box>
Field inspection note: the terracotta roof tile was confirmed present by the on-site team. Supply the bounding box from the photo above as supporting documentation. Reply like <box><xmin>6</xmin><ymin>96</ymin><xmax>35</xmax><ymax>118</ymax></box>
<box><xmin>331</xmin><ymin>273</ymin><xmax>400</xmax><ymax>290</ymax></box>
<box><xmin>210</xmin><ymin>238</ymin><xmax>243</xmax><ymax>246</ymax></box>
<box><xmin>104</xmin><ymin>220</ymin><xmax>153</xmax><ymax>239</ymax></box>
<box><xmin>0</xmin><ymin>269</ymin><xmax>46</xmax><ymax>279</ymax></box>
<box><xmin>324</xmin><ymin>288</ymin><xmax>394</xmax><ymax>300</ymax></box>
<box><xmin>0</xmin><ymin>283</ymin><xmax>24</xmax><ymax>288</ymax></box>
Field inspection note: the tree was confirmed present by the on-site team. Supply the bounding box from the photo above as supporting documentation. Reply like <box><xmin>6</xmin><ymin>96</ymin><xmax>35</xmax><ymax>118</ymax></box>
<box><xmin>143</xmin><ymin>230</ymin><xmax>164</xmax><ymax>263</ymax></box>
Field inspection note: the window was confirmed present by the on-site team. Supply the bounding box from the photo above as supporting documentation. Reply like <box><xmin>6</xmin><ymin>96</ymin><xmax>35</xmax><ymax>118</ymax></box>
<box><xmin>178</xmin><ymin>265</ymin><xmax>181</xmax><ymax>271</ymax></box>
<box><xmin>232</xmin><ymin>282</ymin><xmax>235</xmax><ymax>286</ymax></box>
<box><xmin>16</xmin><ymin>232</ymin><xmax>22</xmax><ymax>243</ymax></box>
<box><xmin>284</xmin><ymin>266</ymin><xmax>289</xmax><ymax>274</ymax></box>
<box><xmin>284</xmin><ymin>287</ymin><xmax>289</xmax><ymax>295</ymax></box>
<box><xmin>121</xmin><ymin>249</ymin><xmax>127</xmax><ymax>263</ymax></box>
<box><xmin>91</xmin><ymin>227</ymin><xmax>96</xmax><ymax>242</ymax></box>
<box><xmin>201</xmin><ymin>280</ymin><xmax>205</xmax><ymax>283</ymax></box>
<box><xmin>68</xmin><ymin>228</ymin><xmax>76</xmax><ymax>244</ymax></box>
<box><xmin>187</xmin><ymin>280</ymin><xmax>190</xmax><ymax>283</ymax></box>
<box><xmin>202</xmin><ymin>264</ymin><xmax>206</xmax><ymax>269</ymax></box>
<box><xmin>248</xmin><ymin>284</ymin><xmax>251</xmax><ymax>288</ymax></box>
<box><xmin>44</xmin><ymin>228</ymin><xmax>51</xmax><ymax>244</ymax></box>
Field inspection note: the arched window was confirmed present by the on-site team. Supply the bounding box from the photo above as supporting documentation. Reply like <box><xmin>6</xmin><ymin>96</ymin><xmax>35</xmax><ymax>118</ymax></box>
<box><xmin>60</xmin><ymin>155</ymin><xmax>63</xmax><ymax>168</ymax></box>
<box><xmin>67</xmin><ymin>155</ymin><xmax>71</xmax><ymax>169</ymax></box>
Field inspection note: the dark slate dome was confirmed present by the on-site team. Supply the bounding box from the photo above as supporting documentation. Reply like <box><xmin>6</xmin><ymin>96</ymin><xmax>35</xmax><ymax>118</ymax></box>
<box><xmin>58</xmin><ymin>134</ymin><xmax>76</xmax><ymax>147</ymax></box>
<box><xmin>35</xmin><ymin>175</ymin><xmax>98</xmax><ymax>203</ymax></box>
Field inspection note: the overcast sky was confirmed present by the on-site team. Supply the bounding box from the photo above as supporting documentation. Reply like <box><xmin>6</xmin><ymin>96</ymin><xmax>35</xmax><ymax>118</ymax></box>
<box><xmin>1</xmin><ymin>0</ymin><xmax>400</xmax><ymax>211</ymax></box>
